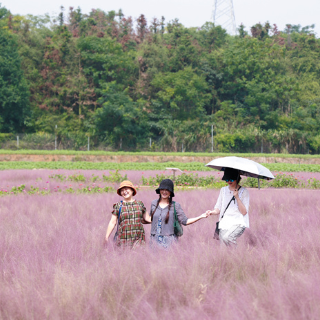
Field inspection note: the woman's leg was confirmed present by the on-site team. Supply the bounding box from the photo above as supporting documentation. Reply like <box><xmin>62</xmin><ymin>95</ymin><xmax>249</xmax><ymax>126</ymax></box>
<box><xmin>219</xmin><ymin>225</ymin><xmax>245</xmax><ymax>246</ymax></box>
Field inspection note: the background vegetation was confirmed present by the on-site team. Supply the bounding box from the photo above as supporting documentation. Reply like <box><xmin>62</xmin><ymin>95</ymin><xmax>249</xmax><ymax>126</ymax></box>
<box><xmin>1</xmin><ymin>5</ymin><xmax>320</xmax><ymax>153</ymax></box>
<box><xmin>2</xmin><ymin>169</ymin><xmax>320</xmax><ymax>195</ymax></box>
<box><xmin>1</xmin><ymin>161</ymin><xmax>320</xmax><ymax>172</ymax></box>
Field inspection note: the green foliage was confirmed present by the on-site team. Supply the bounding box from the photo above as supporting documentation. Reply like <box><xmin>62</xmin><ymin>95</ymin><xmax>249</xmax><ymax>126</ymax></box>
<box><xmin>269</xmin><ymin>173</ymin><xmax>301</xmax><ymax>188</ymax></box>
<box><xmin>241</xmin><ymin>178</ymin><xmax>266</xmax><ymax>188</ymax></box>
<box><xmin>0</xmin><ymin>17</ymin><xmax>30</xmax><ymax>132</ymax></box>
<box><xmin>10</xmin><ymin>184</ymin><xmax>26</xmax><ymax>194</ymax></box>
<box><xmin>242</xmin><ymin>173</ymin><xmax>304</xmax><ymax>189</ymax></box>
<box><xmin>102</xmin><ymin>170</ymin><xmax>128</xmax><ymax>183</ymax></box>
<box><xmin>0</xmin><ymin>133</ymin><xmax>15</xmax><ymax>143</ymax></box>
<box><xmin>3</xmin><ymin>159</ymin><xmax>320</xmax><ymax>172</ymax></box>
<box><xmin>49</xmin><ymin>174</ymin><xmax>66</xmax><ymax>181</ymax></box>
<box><xmin>140</xmin><ymin>172</ymin><xmax>320</xmax><ymax>189</ymax></box>
<box><xmin>91</xmin><ymin>174</ymin><xmax>100</xmax><ymax>182</ymax></box>
<box><xmin>77</xmin><ymin>36</ymin><xmax>137</xmax><ymax>88</ymax></box>
<box><xmin>1</xmin><ymin>4</ymin><xmax>320</xmax><ymax>154</ymax></box>
<box><xmin>49</xmin><ymin>173</ymin><xmax>85</xmax><ymax>182</ymax></box>
<box><xmin>214</xmin><ymin>130</ymin><xmax>256</xmax><ymax>153</ymax></box>
<box><xmin>94</xmin><ymin>82</ymin><xmax>149</xmax><ymax>149</ymax></box>
<box><xmin>48</xmin><ymin>170</ymin><xmax>127</xmax><ymax>183</ymax></box>
<box><xmin>76</xmin><ymin>186</ymin><xmax>113</xmax><ymax>194</ymax></box>
<box><xmin>0</xmin><ymin>183</ymin><xmax>113</xmax><ymax>196</ymax></box>
<box><xmin>27</xmin><ymin>185</ymin><xmax>50</xmax><ymax>195</ymax></box>
<box><xmin>197</xmin><ymin>22</ymin><xmax>227</xmax><ymax>50</ymax></box>
<box><xmin>67</xmin><ymin>174</ymin><xmax>86</xmax><ymax>182</ymax></box>
<box><xmin>141</xmin><ymin>172</ymin><xmax>225</xmax><ymax>188</ymax></box>
<box><xmin>306</xmin><ymin>178</ymin><xmax>320</xmax><ymax>189</ymax></box>
<box><xmin>151</xmin><ymin>67</ymin><xmax>210</xmax><ymax>121</ymax></box>
<box><xmin>213</xmin><ymin>37</ymin><xmax>299</xmax><ymax>130</ymax></box>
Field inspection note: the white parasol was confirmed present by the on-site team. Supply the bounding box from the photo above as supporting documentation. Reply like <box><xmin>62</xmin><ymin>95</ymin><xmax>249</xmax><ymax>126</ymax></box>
<box><xmin>205</xmin><ymin>156</ymin><xmax>275</xmax><ymax>188</ymax></box>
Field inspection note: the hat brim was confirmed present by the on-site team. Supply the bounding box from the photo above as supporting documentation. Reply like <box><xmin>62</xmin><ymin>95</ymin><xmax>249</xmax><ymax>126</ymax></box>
<box><xmin>222</xmin><ymin>173</ymin><xmax>240</xmax><ymax>181</ymax></box>
<box><xmin>117</xmin><ymin>186</ymin><xmax>137</xmax><ymax>196</ymax></box>
<box><xmin>156</xmin><ymin>188</ymin><xmax>174</xmax><ymax>197</ymax></box>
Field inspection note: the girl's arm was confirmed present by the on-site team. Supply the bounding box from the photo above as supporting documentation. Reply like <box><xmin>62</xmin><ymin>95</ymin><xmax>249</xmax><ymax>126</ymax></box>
<box><xmin>143</xmin><ymin>211</ymin><xmax>152</xmax><ymax>223</ymax></box>
<box><xmin>205</xmin><ymin>187</ymin><xmax>223</xmax><ymax>216</ymax></box>
<box><xmin>175</xmin><ymin>202</ymin><xmax>209</xmax><ymax>225</ymax></box>
<box><xmin>105</xmin><ymin>215</ymin><xmax>118</xmax><ymax>242</ymax></box>
<box><xmin>186</xmin><ymin>212</ymin><xmax>209</xmax><ymax>225</ymax></box>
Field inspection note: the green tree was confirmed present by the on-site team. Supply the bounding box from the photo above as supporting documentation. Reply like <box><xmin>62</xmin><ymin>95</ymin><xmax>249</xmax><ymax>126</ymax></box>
<box><xmin>0</xmin><ymin>8</ymin><xmax>30</xmax><ymax>132</ymax></box>
<box><xmin>94</xmin><ymin>82</ymin><xmax>148</xmax><ymax>149</ymax></box>
<box><xmin>212</xmin><ymin>37</ymin><xmax>299</xmax><ymax>129</ymax></box>
<box><xmin>77</xmin><ymin>35</ymin><xmax>137</xmax><ymax>89</ymax></box>
<box><xmin>197</xmin><ymin>22</ymin><xmax>227</xmax><ymax>50</ymax></box>
<box><xmin>150</xmin><ymin>67</ymin><xmax>210</xmax><ymax>121</ymax></box>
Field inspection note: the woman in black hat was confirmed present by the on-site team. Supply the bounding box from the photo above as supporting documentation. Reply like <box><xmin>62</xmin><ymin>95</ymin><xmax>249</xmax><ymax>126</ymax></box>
<box><xmin>149</xmin><ymin>179</ymin><xmax>208</xmax><ymax>249</ymax></box>
<box><xmin>206</xmin><ymin>168</ymin><xmax>250</xmax><ymax>246</ymax></box>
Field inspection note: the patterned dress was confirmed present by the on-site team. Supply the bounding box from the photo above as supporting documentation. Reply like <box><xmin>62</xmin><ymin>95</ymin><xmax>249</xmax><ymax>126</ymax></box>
<box><xmin>112</xmin><ymin>200</ymin><xmax>146</xmax><ymax>248</ymax></box>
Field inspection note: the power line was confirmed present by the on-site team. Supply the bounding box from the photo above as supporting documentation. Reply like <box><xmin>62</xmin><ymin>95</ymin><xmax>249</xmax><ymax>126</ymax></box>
<box><xmin>212</xmin><ymin>0</ymin><xmax>237</xmax><ymax>35</ymax></box>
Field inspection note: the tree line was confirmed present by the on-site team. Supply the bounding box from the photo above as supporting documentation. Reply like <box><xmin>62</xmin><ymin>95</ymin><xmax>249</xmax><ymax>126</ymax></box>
<box><xmin>0</xmin><ymin>5</ymin><xmax>320</xmax><ymax>153</ymax></box>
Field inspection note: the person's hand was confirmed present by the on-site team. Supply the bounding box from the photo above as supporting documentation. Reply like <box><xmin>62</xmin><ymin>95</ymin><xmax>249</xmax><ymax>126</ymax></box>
<box><xmin>233</xmin><ymin>188</ymin><xmax>239</xmax><ymax>199</ymax></box>
<box><xmin>200</xmin><ymin>212</ymin><xmax>210</xmax><ymax>218</ymax></box>
<box><xmin>205</xmin><ymin>209</ymin><xmax>217</xmax><ymax>215</ymax></box>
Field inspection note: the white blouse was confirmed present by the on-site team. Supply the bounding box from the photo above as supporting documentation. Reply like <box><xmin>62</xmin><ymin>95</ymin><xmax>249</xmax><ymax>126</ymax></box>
<box><xmin>214</xmin><ymin>186</ymin><xmax>250</xmax><ymax>229</ymax></box>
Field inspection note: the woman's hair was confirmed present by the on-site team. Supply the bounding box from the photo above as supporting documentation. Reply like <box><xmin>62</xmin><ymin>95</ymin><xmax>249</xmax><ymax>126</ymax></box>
<box><xmin>150</xmin><ymin>194</ymin><xmax>173</xmax><ymax>224</ymax></box>
<box><xmin>237</xmin><ymin>176</ymin><xmax>242</xmax><ymax>184</ymax></box>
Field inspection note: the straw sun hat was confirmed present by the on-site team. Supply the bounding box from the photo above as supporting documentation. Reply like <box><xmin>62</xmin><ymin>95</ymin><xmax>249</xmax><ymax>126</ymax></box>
<box><xmin>117</xmin><ymin>180</ymin><xmax>137</xmax><ymax>196</ymax></box>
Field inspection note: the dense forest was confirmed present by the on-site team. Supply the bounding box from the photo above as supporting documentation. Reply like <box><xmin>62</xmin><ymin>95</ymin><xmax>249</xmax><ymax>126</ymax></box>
<box><xmin>0</xmin><ymin>5</ymin><xmax>320</xmax><ymax>153</ymax></box>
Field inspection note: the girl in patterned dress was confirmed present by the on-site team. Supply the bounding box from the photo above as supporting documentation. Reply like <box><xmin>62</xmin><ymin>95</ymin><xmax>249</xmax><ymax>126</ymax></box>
<box><xmin>150</xmin><ymin>179</ymin><xmax>209</xmax><ymax>249</ymax></box>
<box><xmin>105</xmin><ymin>180</ymin><xmax>150</xmax><ymax>248</ymax></box>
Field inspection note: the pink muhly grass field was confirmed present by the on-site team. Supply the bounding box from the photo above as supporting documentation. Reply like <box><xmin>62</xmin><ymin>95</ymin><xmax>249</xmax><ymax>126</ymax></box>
<box><xmin>1</xmin><ymin>176</ymin><xmax>320</xmax><ymax>318</ymax></box>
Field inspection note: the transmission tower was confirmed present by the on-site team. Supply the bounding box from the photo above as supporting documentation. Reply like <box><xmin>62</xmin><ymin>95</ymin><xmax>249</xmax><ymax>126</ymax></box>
<box><xmin>212</xmin><ymin>0</ymin><xmax>237</xmax><ymax>35</ymax></box>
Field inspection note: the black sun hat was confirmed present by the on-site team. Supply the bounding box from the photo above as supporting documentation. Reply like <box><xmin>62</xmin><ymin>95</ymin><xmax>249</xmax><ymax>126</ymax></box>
<box><xmin>222</xmin><ymin>168</ymin><xmax>240</xmax><ymax>181</ymax></box>
<box><xmin>155</xmin><ymin>179</ymin><xmax>175</xmax><ymax>197</ymax></box>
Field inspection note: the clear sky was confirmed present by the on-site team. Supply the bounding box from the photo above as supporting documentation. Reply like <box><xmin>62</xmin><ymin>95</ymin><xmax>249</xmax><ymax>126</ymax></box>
<box><xmin>1</xmin><ymin>0</ymin><xmax>319</xmax><ymax>36</ymax></box>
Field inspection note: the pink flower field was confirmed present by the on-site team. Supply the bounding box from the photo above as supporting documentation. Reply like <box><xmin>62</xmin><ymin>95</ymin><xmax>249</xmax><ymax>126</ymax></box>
<box><xmin>1</xmin><ymin>170</ymin><xmax>320</xmax><ymax>319</ymax></box>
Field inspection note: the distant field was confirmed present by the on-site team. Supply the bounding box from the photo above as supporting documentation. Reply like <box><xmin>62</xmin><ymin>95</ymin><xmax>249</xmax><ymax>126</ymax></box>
<box><xmin>1</xmin><ymin>161</ymin><xmax>320</xmax><ymax>172</ymax></box>
<box><xmin>0</xmin><ymin>149</ymin><xmax>320</xmax><ymax>159</ymax></box>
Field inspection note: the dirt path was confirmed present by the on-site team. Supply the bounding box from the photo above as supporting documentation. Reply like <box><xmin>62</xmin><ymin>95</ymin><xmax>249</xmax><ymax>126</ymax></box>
<box><xmin>0</xmin><ymin>154</ymin><xmax>319</xmax><ymax>164</ymax></box>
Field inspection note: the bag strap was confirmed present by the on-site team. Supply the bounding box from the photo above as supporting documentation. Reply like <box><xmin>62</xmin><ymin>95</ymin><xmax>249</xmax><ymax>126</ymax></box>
<box><xmin>173</xmin><ymin>201</ymin><xmax>177</xmax><ymax>220</ymax></box>
<box><xmin>115</xmin><ymin>200</ymin><xmax>123</xmax><ymax>234</ymax></box>
<box><xmin>221</xmin><ymin>186</ymin><xmax>241</xmax><ymax>219</ymax></box>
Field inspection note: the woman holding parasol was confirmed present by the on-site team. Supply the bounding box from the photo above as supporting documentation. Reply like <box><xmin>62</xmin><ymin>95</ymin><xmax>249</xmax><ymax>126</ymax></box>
<box><xmin>206</xmin><ymin>167</ymin><xmax>249</xmax><ymax>246</ymax></box>
<box><xmin>205</xmin><ymin>156</ymin><xmax>274</xmax><ymax>246</ymax></box>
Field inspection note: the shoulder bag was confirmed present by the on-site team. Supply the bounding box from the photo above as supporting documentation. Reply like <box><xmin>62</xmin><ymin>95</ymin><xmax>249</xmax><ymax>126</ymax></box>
<box><xmin>173</xmin><ymin>201</ymin><xmax>183</xmax><ymax>237</ymax></box>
